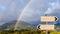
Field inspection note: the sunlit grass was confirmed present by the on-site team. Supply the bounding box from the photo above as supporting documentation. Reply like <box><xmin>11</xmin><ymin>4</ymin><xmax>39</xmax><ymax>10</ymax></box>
<box><xmin>0</xmin><ymin>30</ymin><xmax>60</xmax><ymax>34</ymax></box>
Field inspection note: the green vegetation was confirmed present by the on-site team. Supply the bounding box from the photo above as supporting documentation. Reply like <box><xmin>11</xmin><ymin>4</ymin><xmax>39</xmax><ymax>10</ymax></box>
<box><xmin>0</xmin><ymin>30</ymin><xmax>60</xmax><ymax>34</ymax></box>
<box><xmin>50</xmin><ymin>31</ymin><xmax>60</xmax><ymax>34</ymax></box>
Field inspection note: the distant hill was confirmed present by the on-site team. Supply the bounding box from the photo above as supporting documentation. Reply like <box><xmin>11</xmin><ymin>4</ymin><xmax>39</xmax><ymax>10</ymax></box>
<box><xmin>0</xmin><ymin>20</ymin><xmax>16</xmax><ymax>30</ymax></box>
<box><xmin>0</xmin><ymin>20</ymin><xmax>37</xmax><ymax>30</ymax></box>
<box><xmin>55</xmin><ymin>23</ymin><xmax>60</xmax><ymax>30</ymax></box>
<box><xmin>0</xmin><ymin>20</ymin><xmax>60</xmax><ymax>30</ymax></box>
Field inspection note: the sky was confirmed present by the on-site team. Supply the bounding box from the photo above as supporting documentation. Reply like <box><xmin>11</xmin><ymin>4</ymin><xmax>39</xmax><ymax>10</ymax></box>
<box><xmin>0</xmin><ymin>0</ymin><xmax>60</xmax><ymax>25</ymax></box>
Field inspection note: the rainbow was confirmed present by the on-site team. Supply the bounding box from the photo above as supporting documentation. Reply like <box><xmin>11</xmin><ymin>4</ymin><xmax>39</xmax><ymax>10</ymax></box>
<box><xmin>14</xmin><ymin>0</ymin><xmax>32</xmax><ymax>30</ymax></box>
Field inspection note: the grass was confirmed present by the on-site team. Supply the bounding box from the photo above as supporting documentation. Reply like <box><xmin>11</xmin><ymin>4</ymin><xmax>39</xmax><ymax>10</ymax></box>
<box><xmin>0</xmin><ymin>30</ymin><xmax>60</xmax><ymax>34</ymax></box>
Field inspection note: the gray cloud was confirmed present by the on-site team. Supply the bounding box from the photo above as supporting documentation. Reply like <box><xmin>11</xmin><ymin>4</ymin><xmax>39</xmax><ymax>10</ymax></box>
<box><xmin>0</xmin><ymin>0</ymin><xmax>29</xmax><ymax>24</ymax></box>
<box><xmin>20</xmin><ymin>0</ymin><xmax>60</xmax><ymax>23</ymax></box>
<box><xmin>44</xmin><ymin>0</ymin><xmax>60</xmax><ymax>14</ymax></box>
<box><xmin>0</xmin><ymin>0</ymin><xmax>60</xmax><ymax>24</ymax></box>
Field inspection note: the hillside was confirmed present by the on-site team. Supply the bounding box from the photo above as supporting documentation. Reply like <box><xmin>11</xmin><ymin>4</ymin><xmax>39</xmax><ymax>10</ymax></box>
<box><xmin>0</xmin><ymin>20</ymin><xmax>37</xmax><ymax>30</ymax></box>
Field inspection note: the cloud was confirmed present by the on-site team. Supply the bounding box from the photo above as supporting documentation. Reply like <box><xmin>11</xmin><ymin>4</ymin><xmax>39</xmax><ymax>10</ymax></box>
<box><xmin>0</xmin><ymin>0</ymin><xmax>30</xmax><ymax>23</ymax></box>
<box><xmin>0</xmin><ymin>0</ymin><xmax>60</xmax><ymax>24</ymax></box>
<box><xmin>20</xmin><ymin>0</ymin><xmax>48</xmax><ymax>22</ymax></box>
<box><xmin>0</xmin><ymin>13</ymin><xmax>3</xmax><ymax>21</ymax></box>
<box><xmin>44</xmin><ymin>0</ymin><xmax>60</xmax><ymax>14</ymax></box>
<box><xmin>21</xmin><ymin>9</ymin><xmax>41</xmax><ymax>22</ymax></box>
<box><xmin>20</xmin><ymin>0</ymin><xmax>60</xmax><ymax>23</ymax></box>
<box><xmin>20</xmin><ymin>0</ymin><xmax>46</xmax><ymax>22</ymax></box>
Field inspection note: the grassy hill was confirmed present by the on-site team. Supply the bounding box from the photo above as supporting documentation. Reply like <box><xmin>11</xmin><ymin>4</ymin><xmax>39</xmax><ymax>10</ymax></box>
<box><xmin>0</xmin><ymin>20</ymin><xmax>37</xmax><ymax>30</ymax></box>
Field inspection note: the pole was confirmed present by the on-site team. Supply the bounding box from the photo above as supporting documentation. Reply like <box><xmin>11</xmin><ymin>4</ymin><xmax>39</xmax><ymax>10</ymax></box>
<box><xmin>45</xmin><ymin>14</ymin><xmax>48</xmax><ymax>34</ymax></box>
<box><xmin>46</xmin><ymin>30</ymin><xmax>48</xmax><ymax>34</ymax></box>
<box><xmin>46</xmin><ymin>22</ymin><xmax>48</xmax><ymax>34</ymax></box>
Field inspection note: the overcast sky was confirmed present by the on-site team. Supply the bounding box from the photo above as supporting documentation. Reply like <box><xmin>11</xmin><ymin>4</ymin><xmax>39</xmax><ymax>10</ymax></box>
<box><xmin>0</xmin><ymin>0</ymin><xmax>60</xmax><ymax>24</ymax></box>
